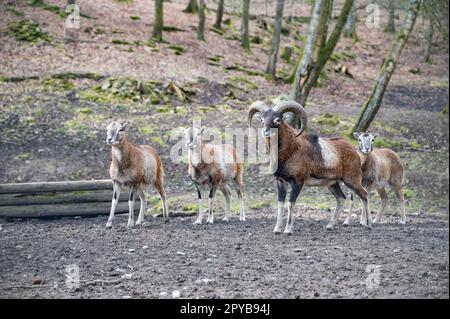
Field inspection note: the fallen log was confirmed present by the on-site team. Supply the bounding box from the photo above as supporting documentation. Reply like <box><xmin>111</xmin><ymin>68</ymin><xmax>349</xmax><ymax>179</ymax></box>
<box><xmin>0</xmin><ymin>190</ymin><xmax>127</xmax><ymax>206</ymax></box>
<box><xmin>0</xmin><ymin>202</ymin><xmax>136</xmax><ymax>219</ymax></box>
<box><xmin>0</xmin><ymin>180</ymin><xmax>113</xmax><ymax>195</ymax></box>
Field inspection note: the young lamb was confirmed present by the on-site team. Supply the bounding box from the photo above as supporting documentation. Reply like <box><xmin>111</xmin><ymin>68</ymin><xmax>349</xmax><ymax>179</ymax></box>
<box><xmin>184</xmin><ymin>127</ymin><xmax>245</xmax><ymax>224</ymax></box>
<box><xmin>343</xmin><ymin>132</ymin><xmax>406</xmax><ymax>225</ymax></box>
<box><xmin>103</xmin><ymin>121</ymin><xmax>168</xmax><ymax>228</ymax></box>
<box><xmin>248</xmin><ymin>100</ymin><xmax>372</xmax><ymax>234</ymax></box>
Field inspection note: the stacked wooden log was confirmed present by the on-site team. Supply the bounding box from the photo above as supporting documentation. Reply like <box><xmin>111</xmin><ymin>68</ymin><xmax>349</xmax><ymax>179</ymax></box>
<box><xmin>0</xmin><ymin>180</ymin><xmax>134</xmax><ymax>219</ymax></box>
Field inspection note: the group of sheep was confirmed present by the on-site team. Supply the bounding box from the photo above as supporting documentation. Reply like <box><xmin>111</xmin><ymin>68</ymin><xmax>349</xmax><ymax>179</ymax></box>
<box><xmin>102</xmin><ymin>100</ymin><xmax>406</xmax><ymax>235</ymax></box>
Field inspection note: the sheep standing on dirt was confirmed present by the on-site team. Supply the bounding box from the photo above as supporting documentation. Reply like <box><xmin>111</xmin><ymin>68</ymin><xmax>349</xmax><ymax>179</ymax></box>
<box><xmin>344</xmin><ymin>132</ymin><xmax>406</xmax><ymax>225</ymax></box>
<box><xmin>248</xmin><ymin>101</ymin><xmax>372</xmax><ymax>234</ymax></box>
<box><xmin>184</xmin><ymin>127</ymin><xmax>245</xmax><ymax>224</ymax></box>
<box><xmin>103</xmin><ymin>121</ymin><xmax>168</xmax><ymax>228</ymax></box>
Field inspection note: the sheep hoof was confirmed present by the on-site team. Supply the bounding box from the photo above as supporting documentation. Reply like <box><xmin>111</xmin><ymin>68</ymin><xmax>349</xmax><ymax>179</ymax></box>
<box><xmin>127</xmin><ymin>221</ymin><xmax>135</xmax><ymax>228</ymax></box>
<box><xmin>193</xmin><ymin>220</ymin><xmax>202</xmax><ymax>225</ymax></box>
<box><xmin>326</xmin><ymin>223</ymin><xmax>335</xmax><ymax>230</ymax></box>
<box><xmin>400</xmin><ymin>219</ymin><xmax>407</xmax><ymax>225</ymax></box>
<box><xmin>343</xmin><ymin>220</ymin><xmax>350</xmax><ymax>226</ymax></box>
<box><xmin>222</xmin><ymin>217</ymin><xmax>230</xmax><ymax>222</ymax></box>
<box><xmin>239</xmin><ymin>216</ymin><xmax>246</xmax><ymax>222</ymax></box>
<box><xmin>207</xmin><ymin>219</ymin><xmax>214</xmax><ymax>224</ymax></box>
<box><xmin>273</xmin><ymin>228</ymin><xmax>282</xmax><ymax>234</ymax></box>
<box><xmin>105</xmin><ymin>221</ymin><xmax>112</xmax><ymax>228</ymax></box>
<box><xmin>283</xmin><ymin>230</ymin><xmax>293</xmax><ymax>236</ymax></box>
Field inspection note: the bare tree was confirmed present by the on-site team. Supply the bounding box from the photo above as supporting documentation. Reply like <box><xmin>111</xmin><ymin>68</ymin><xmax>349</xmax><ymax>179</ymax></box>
<box><xmin>343</xmin><ymin>0</ymin><xmax>357</xmax><ymax>41</ymax></box>
<box><xmin>266</xmin><ymin>0</ymin><xmax>286</xmax><ymax>79</ymax></box>
<box><xmin>352</xmin><ymin>0</ymin><xmax>422</xmax><ymax>133</ymax></box>
<box><xmin>152</xmin><ymin>0</ymin><xmax>164</xmax><ymax>42</ymax></box>
<box><xmin>385</xmin><ymin>0</ymin><xmax>396</xmax><ymax>33</ymax></box>
<box><xmin>288</xmin><ymin>0</ymin><xmax>296</xmax><ymax>23</ymax></box>
<box><xmin>198</xmin><ymin>0</ymin><xmax>206</xmax><ymax>41</ymax></box>
<box><xmin>423</xmin><ymin>20</ymin><xmax>434</xmax><ymax>63</ymax></box>
<box><xmin>422</xmin><ymin>0</ymin><xmax>448</xmax><ymax>47</ymax></box>
<box><xmin>241</xmin><ymin>0</ymin><xmax>251</xmax><ymax>51</ymax></box>
<box><xmin>288</xmin><ymin>0</ymin><xmax>354</xmax><ymax>127</ymax></box>
<box><xmin>184</xmin><ymin>0</ymin><xmax>199</xmax><ymax>14</ymax></box>
<box><xmin>213</xmin><ymin>0</ymin><xmax>225</xmax><ymax>29</ymax></box>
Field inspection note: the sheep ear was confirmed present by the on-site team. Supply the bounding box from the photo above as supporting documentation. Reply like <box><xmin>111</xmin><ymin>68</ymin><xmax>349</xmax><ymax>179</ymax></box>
<box><xmin>372</xmin><ymin>134</ymin><xmax>378</xmax><ymax>139</ymax></box>
<box><xmin>101</xmin><ymin>123</ymin><xmax>108</xmax><ymax>129</ymax></box>
<box><xmin>353</xmin><ymin>132</ymin><xmax>360</xmax><ymax>139</ymax></box>
<box><xmin>122</xmin><ymin>122</ymin><xmax>130</xmax><ymax>130</ymax></box>
<box><xmin>200</xmin><ymin>127</ymin><xmax>206</xmax><ymax>134</ymax></box>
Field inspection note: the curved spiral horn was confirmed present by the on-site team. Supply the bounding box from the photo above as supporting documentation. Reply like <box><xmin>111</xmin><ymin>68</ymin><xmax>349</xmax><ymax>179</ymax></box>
<box><xmin>247</xmin><ymin>101</ymin><xmax>270</xmax><ymax>125</ymax></box>
<box><xmin>273</xmin><ymin>101</ymin><xmax>307</xmax><ymax>136</ymax></box>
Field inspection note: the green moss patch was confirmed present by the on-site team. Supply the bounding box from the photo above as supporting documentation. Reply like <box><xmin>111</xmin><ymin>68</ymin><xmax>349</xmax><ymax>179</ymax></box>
<box><xmin>314</xmin><ymin>113</ymin><xmax>341</xmax><ymax>126</ymax></box>
<box><xmin>41</xmin><ymin>78</ymin><xmax>75</xmax><ymax>91</ymax></box>
<box><xmin>79</xmin><ymin>77</ymin><xmax>196</xmax><ymax>105</ymax></box>
<box><xmin>168</xmin><ymin>44</ymin><xmax>187</xmax><ymax>55</ymax></box>
<box><xmin>8</xmin><ymin>19</ymin><xmax>51</xmax><ymax>43</ymax></box>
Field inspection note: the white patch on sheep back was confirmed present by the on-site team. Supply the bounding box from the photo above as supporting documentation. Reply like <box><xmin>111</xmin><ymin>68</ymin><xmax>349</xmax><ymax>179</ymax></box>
<box><xmin>142</xmin><ymin>149</ymin><xmax>157</xmax><ymax>184</ymax></box>
<box><xmin>217</xmin><ymin>145</ymin><xmax>236</xmax><ymax>181</ymax></box>
<box><xmin>318</xmin><ymin>138</ymin><xmax>338</xmax><ymax>168</ymax></box>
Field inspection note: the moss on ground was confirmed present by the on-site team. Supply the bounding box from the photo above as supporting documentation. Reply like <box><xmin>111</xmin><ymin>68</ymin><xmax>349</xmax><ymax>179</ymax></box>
<box><xmin>8</xmin><ymin>19</ymin><xmax>51</xmax><ymax>43</ymax></box>
<box><xmin>42</xmin><ymin>78</ymin><xmax>75</xmax><ymax>91</ymax></box>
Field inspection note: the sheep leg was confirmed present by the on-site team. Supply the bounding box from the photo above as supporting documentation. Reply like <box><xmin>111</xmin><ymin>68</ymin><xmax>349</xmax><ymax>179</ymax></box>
<box><xmin>233</xmin><ymin>181</ymin><xmax>246</xmax><ymax>222</ymax></box>
<box><xmin>155</xmin><ymin>181</ymin><xmax>169</xmax><ymax>222</ymax></box>
<box><xmin>274</xmin><ymin>180</ymin><xmax>287</xmax><ymax>234</ymax></box>
<box><xmin>127</xmin><ymin>186</ymin><xmax>136</xmax><ymax>228</ymax></box>
<box><xmin>221</xmin><ymin>186</ymin><xmax>232</xmax><ymax>222</ymax></box>
<box><xmin>283</xmin><ymin>181</ymin><xmax>302</xmax><ymax>235</ymax></box>
<box><xmin>206</xmin><ymin>186</ymin><xmax>218</xmax><ymax>224</ymax></box>
<box><xmin>326</xmin><ymin>183</ymin><xmax>346</xmax><ymax>230</ymax></box>
<box><xmin>135</xmin><ymin>188</ymin><xmax>147</xmax><ymax>226</ymax></box>
<box><xmin>373</xmin><ymin>188</ymin><xmax>388</xmax><ymax>224</ymax></box>
<box><xmin>344</xmin><ymin>192</ymin><xmax>355</xmax><ymax>226</ymax></box>
<box><xmin>194</xmin><ymin>184</ymin><xmax>204</xmax><ymax>224</ymax></box>
<box><xmin>106</xmin><ymin>181</ymin><xmax>121</xmax><ymax>228</ymax></box>
<box><xmin>344</xmin><ymin>181</ymin><xmax>371</xmax><ymax>229</ymax></box>
<box><xmin>393</xmin><ymin>185</ymin><xmax>406</xmax><ymax>225</ymax></box>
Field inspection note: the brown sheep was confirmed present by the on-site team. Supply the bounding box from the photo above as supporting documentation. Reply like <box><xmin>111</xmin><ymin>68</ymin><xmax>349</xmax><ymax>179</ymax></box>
<box><xmin>103</xmin><ymin>121</ymin><xmax>168</xmax><ymax>228</ymax></box>
<box><xmin>248</xmin><ymin>101</ymin><xmax>371</xmax><ymax>234</ymax></box>
<box><xmin>343</xmin><ymin>132</ymin><xmax>406</xmax><ymax>225</ymax></box>
<box><xmin>184</xmin><ymin>127</ymin><xmax>245</xmax><ymax>224</ymax></box>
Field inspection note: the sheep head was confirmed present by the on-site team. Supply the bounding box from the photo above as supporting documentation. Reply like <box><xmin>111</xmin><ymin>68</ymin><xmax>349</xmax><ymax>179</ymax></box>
<box><xmin>248</xmin><ymin>100</ymin><xmax>307</xmax><ymax>137</ymax></box>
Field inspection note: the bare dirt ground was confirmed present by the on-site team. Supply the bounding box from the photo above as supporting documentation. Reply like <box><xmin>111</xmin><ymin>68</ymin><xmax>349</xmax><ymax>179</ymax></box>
<box><xmin>0</xmin><ymin>211</ymin><xmax>448</xmax><ymax>299</ymax></box>
<box><xmin>0</xmin><ymin>0</ymin><xmax>449</xmax><ymax>299</ymax></box>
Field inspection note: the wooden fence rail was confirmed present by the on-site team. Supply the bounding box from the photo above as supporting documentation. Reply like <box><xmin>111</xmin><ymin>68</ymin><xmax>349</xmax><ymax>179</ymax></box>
<box><xmin>0</xmin><ymin>180</ymin><xmax>135</xmax><ymax>219</ymax></box>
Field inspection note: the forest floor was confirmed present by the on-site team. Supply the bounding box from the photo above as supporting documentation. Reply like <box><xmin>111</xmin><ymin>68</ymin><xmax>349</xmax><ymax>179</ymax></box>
<box><xmin>0</xmin><ymin>0</ymin><xmax>448</xmax><ymax>298</ymax></box>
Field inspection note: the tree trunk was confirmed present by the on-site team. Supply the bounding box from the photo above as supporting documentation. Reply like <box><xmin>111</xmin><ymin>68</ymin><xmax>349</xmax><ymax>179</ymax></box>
<box><xmin>352</xmin><ymin>0</ymin><xmax>422</xmax><ymax>133</ymax></box>
<box><xmin>198</xmin><ymin>0</ymin><xmax>206</xmax><ymax>41</ymax></box>
<box><xmin>266</xmin><ymin>0</ymin><xmax>286</xmax><ymax>79</ymax></box>
<box><xmin>288</xmin><ymin>0</ymin><xmax>353</xmax><ymax>127</ymax></box>
<box><xmin>184</xmin><ymin>0</ymin><xmax>199</xmax><ymax>14</ymax></box>
<box><xmin>385</xmin><ymin>0</ymin><xmax>396</xmax><ymax>33</ymax></box>
<box><xmin>213</xmin><ymin>0</ymin><xmax>225</xmax><ymax>29</ymax></box>
<box><xmin>329</xmin><ymin>0</ymin><xmax>334</xmax><ymax>20</ymax></box>
<box><xmin>423</xmin><ymin>21</ymin><xmax>434</xmax><ymax>63</ymax></box>
<box><xmin>152</xmin><ymin>0</ymin><xmax>164</xmax><ymax>42</ymax></box>
<box><xmin>241</xmin><ymin>0</ymin><xmax>251</xmax><ymax>51</ymax></box>
<box><xmin>343</xmin><ymin>0</ymin><xmax>357</xmax><ymax>41</ymax></box>
<box><xmin>288</xmin><ymin>0</ymin><xmax>296</xmax><ymax>23</ymax></box>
